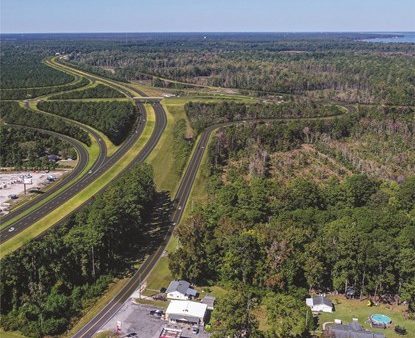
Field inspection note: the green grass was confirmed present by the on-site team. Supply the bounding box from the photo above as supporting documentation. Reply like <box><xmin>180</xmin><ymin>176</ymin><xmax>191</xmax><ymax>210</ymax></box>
<box><xmin>0</xmin><ymin>107</ymin><xmax>155</xmax><ymax>258</ymax></box>
<box><xmin>0</xmin><ymin>330</ymin><xmax>27</xmax><ymax>338</ymax></box>
<box><xmin>143</xmin><ymin>126</ymin><xmax>215</xmax><ymax>294</ymax></box>
<box><xmin>146</xmin><ymin>101</ymin><xmax>193</xmax><ymax>194</ymax></box>
<box><xmin>318</xmin><ymin>296</ymin><xmax>415</xmax><ymax>338</ymax></box>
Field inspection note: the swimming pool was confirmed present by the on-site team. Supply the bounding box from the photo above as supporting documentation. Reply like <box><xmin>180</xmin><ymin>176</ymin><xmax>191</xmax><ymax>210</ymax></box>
<box><xmin>370</xmin><ymin>314</ymin><xmax>392</xmax><ymax>326</ymax></box>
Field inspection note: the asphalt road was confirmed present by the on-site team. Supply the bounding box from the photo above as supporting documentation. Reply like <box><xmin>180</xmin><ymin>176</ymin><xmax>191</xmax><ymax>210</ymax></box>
<box><xmin>72</xmin><ymin>110</ymin><xmax>355</xmax><ymax>337</ymax></box>
<box><xmin>0</xmin><ymin>122</ymin><xmax>104</xmax><ymax>228</ymax></box>
<box><xmin>0</xmin><ymin>100</ymin><xmax>165</xmax><ymax>244</ymax></box>
<box><xmin>0</xmin><ymin>59</ymin><xmax>159</xmax><ymax>244</ymax></box>
<box><xmin>71</xmin><ymin>118</ymin><xmax>213</xmax><ymax>338</ymax></box>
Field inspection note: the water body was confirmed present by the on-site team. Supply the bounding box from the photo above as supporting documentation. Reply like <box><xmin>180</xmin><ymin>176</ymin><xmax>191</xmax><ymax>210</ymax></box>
<box><xmin>363</xmin><ymin>32</ymin><xmax>415</xmax><ymax>43</ymax></box>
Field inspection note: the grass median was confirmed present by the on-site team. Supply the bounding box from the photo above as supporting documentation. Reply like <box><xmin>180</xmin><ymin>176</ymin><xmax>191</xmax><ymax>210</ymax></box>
<box><xmin>0</xmin><ymin>107</ymin><xmax>155</xmax><ymax>258</ymax></box>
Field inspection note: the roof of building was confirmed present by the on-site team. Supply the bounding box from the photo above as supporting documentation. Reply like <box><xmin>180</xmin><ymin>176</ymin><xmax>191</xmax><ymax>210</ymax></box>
<box><xmin>312</xmin><ymin>295</ymin><xmax>333</xmax><ymax>307</ymax></box>
<box><xmin>166</xmin><ymin>300</ymin><xmax>207</xmax><ymax>319</ymax></box>
<box><xmin>328</xmin><ymin>322</ymin><xmax>385</xmax><ymax>338</ymax></box>
<box><xmin>166</xmin><ymin>280</ymin><xmax>191</xmax><ymax>295</ymax></box>
<box><xmin>201</xmin><ymin>295</ymin><xmax>215</xmax><ymax>309</ymax></box>
<box><xmin>159</xmin><ymin>327</ymin><xmax>182</xmax><ymax>338</ymax></box>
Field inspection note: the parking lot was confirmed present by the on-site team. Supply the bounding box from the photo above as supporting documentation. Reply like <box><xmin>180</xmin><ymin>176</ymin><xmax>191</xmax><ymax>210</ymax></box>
<box><xmin>98</xmin><ymin>301</ymin><xmax>210</xmax><ymax>338</ymax></box>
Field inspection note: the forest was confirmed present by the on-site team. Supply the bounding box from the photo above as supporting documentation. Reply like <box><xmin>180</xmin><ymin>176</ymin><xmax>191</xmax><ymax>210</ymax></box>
<box><xmin>48</xmin><ymin>83</ymin><xmax>125</xmax><ymax>99</ymax></box>
<box><xmin>0</xmin><ymin>47</ymin><xmax>73</xmax><ymax>89</ymax></box>
<box><xmin>0</xmin><ymin>164</ymin><xmax>156</xmax><ymax>337</ymax></box>
<box><xmin>0</xmin><ymin>33</ymin><xmax>414</xmax><ymax>337</ymax></box>
<box><xmin>67</xmin><ymin>34</ymin><xmax>415</xmax><ymax>105</ymax></box>
<box><xmin>0</xmin><ymin>101</ymin><xmax>90</xmax><ymax>145</ymax></box>
<box><xmin>185</xmin><ymin>100</ymin><xmax>345</xmax><ymax>132</ymax></box>
<box><xmin>38</xmin><ymin>100</ymin><xmax>137</xmax><ymax>145</ymax></box>
<box><xmin>0</xmin><ymin>126</ymin><xmax>76</xmax><ymax>169</ymax></box>
<box><xmin>169</xmin><ymin>117</ymin><xmax>415</xmax><ymax>336</ymax></box>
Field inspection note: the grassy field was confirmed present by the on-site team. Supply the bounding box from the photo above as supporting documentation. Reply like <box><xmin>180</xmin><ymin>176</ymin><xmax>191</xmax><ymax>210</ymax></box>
<box><xmin>145</xmin><ymin>100</ymin><xmax>193</xmax><ymax>194</ymax></box>
<box><xmin>318</xmin><ymin>296</ymin><xmax>415</xmax><ymax>338</ymax></box>
<box><xmin>0</xmin><ymin>107</ymin><xmax>155</xmax><ymax>258</ymax></box>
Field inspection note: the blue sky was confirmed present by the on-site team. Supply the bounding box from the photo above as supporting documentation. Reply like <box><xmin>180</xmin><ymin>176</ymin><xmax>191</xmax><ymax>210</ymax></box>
<box><xmin>1</xmin><ymin>0</ymin><xmax>414</xmax><ymax>33</ymax></box>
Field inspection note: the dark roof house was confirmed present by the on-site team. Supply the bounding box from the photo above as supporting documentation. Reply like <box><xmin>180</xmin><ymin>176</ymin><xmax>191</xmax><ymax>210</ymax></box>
<box><xmin>166</xmin><ymin>280</ymin><xmax>197</xmax><ymax>299</ymax></box>
<box><xmin>325</xmin><ymin>321</ymin><xmax>385</xmax><ymax>338</ymax></box>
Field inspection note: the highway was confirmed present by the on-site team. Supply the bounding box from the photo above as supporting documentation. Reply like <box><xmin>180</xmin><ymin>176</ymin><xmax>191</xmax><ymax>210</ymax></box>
<box><xmin>72</xmin><ymin>110</ymin><xmax>353</xmax><ymax>337</ymax></box>
<box><xmin>0</xmin><ymin>60</ymin><xmax>165</xmax><ymax>244</ymax></box>
<box><xmin>0</xmin><ymin>100</ymin><xmax>166</xmax><ymax>244</ymax></box>
<box><xmin>0</xmin><ymin>122</ymin><xmax>105</xmax><ymax>228</ymax></box>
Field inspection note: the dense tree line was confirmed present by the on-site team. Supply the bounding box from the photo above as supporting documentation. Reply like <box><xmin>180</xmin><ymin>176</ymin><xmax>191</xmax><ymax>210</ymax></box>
<box><xmin>48</xmin><ymin>83</ymin><xmax>125</xmax><ymax>99</ymax></box>
<box><xmin>0</xmin><ymin>78</ymin><xmax>90</xmax><ymax>100</ymax></box>
<box><xmin>0</xmin><ymin>102</ymin><xmax>90</xmax><ymax>145</ymax></box>
<box><xmin>70</xmin><ymin>35</ymin><xmax>415</xmax><ymax>105</ymax></box>
<box><xmin>169</xmin><ymin>119</ymin><xmax>415</xmax><ymax>336</ymax></box>
<box><xmin>0</xmin><ymin>164</ymin><xmax>155</xmax><ymax>337</ymax></box>
<box><xmin>0</xmin><ymin>126</ymin><xmax>76</xmax><ymax>169</ymax></box>
<box><xmin>38</xmin><ymin>100</ymin><xmax>137</xmax><ymax>145</ymax></box>
<box><xmin>185</xmin><ymin>100</ymin><xmax>345</xmax><ymax>132</ymax></box>
<box><xmin>0</xmin><ymin>48</ymin><xmax>73</xmax><ymax>89</ymax></box>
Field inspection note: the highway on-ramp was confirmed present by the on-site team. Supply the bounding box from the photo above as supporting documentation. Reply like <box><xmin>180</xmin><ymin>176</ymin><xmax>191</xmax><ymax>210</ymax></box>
<box><xmin>0</xmin><ymin>60</ymin><xmax>165</xmax><ymax>245</ymax></box>
<box><xmin>0</xmin><ymin>122</ymin><xmax>105</xmax><ymax>229</ymax></box>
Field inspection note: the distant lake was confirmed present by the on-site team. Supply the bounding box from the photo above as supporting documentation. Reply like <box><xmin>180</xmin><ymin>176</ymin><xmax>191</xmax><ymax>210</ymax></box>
<box><xmin>363</xmin><ymin>32</ymin><xmax>415</xmax><ymax>43</ymax></box>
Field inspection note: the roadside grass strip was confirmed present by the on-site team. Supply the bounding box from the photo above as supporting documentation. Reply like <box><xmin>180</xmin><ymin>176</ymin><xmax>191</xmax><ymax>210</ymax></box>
<box><xmin>0</xmin><ymin>107</ymin><xmax>155</xmax><ymax>259</ymax></box>
<box><xmin>145</xmin><ymin>101</ymin><xmax>193</xmax><ymax>194</ymax></box>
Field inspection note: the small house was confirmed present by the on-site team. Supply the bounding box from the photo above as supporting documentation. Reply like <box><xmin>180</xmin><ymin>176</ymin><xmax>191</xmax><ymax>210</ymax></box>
<box><xmin>306</xmin><ymin>295</ymin><xmax>333</xmax><ymax>313</ymax></box>
<box><xmin>166</xmin><ymin>280</ymin><xmax>197</xmax><ymax>300</ymax></box>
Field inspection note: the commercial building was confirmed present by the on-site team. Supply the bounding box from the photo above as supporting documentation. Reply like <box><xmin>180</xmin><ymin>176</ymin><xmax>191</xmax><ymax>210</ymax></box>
<box><xmin>166</xmin><ymin>300</ymin><xmax>207</xmax><ymax>325</ymax></box>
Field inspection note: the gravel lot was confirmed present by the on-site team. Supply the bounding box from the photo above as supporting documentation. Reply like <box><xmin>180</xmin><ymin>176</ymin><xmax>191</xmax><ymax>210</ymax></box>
<box><xmin>0</xmin><ymin>170</ymin><xmax>66</xmax><ymax>211</ymax></box>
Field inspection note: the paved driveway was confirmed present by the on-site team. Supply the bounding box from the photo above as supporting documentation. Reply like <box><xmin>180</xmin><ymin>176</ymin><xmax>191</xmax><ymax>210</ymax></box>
<box><xmin>98</xmin><ymin>300</ymin><xmax>210</xmax><ymax>338</ymax></box>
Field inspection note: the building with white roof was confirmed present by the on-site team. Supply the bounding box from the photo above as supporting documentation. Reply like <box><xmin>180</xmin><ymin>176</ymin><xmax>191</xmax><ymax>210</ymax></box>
<box><xmin>166</xmin><ymin>300</ymin><xmax>207</xmax><ymax>325</ymax></box>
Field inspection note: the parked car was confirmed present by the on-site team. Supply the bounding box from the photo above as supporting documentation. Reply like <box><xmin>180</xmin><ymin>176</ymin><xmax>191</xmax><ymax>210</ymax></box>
<box><xmin>150</xmin><ymin>309</ymin><xmax>163</xmax><ymax>317</ymax></box>
<box><xmin>192</xmin><ymin>325</ymin><xmax>199</xmax><ymax>334</ymax></box>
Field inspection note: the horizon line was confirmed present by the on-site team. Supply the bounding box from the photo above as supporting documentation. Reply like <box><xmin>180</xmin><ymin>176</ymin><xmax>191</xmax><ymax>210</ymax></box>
<box><xmin>1</xmin><ymin>31</ymin><xmax>414</xmax><ymax>35</ymax></box>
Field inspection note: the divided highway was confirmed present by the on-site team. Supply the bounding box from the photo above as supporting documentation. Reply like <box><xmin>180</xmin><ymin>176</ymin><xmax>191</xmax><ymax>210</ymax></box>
<box><xmin>0</xmin><ymin>61</ymin><xmax>166</xmax><ymax>245</ymax></box>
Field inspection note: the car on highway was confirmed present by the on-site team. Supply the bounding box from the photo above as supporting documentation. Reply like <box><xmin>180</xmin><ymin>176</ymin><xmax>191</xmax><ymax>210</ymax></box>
<box><xmin>88</xmin><ymin>170</ymin><xmax>93</xmax><ymax>174</ymax></box>
<box><xmin>8</xmin><ymin>227</ymin><xmax>15</xmax><ymax>232</ymax></box>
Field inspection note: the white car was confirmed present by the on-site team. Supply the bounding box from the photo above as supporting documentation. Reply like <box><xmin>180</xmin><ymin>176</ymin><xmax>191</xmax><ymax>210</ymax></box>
<box><xmin>8</xmin><ymin>227</ymin><xmax>15</xmax><ymax>232</ymax></box>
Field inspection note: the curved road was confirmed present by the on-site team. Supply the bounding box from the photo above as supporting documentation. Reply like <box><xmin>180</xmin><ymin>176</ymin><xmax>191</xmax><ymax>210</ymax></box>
<box><xmin>0</xmin><ymin>120</ymin><xmax>106</xmax><ymax>227</ymax></box>
<box><xmin>0</xmin><ymin>124</ymin><xmax>89</xmax><ymax>226</ymax></box>
<box><xmin>0</xmin><ymin>100</ymin><xmax>166</xmax><ymax>244</ymax></box>
<box><xmin>0</xmin><ymin>61</ymin><xmax>164</xmax><ymax>244</ymax></box>
<box><xmin>73</xmin><ymin>110</ymin><xmax>353</xmax><ymax>337</ymax></box>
